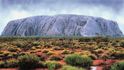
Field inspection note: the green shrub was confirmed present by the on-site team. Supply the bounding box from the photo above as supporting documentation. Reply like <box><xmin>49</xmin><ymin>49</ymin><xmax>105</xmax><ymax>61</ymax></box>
<box><xmin>44</xmin><ymin>43</ymin><xmax>52</xmax><ymax>48</ymax></box>
<box><xmin>63</xmin><ymin>44</ymin><xmax>71</xmax><ymax>48</ymax></box>
<box><xmin>47</xmin><ymin>51</ymin><xmax>54</xmax><ymax>56</ymax></box>
<box><xmin>110</xmin><ymin>61</ymin><xmax>124</xmax><ymax>70</ymax></box>
<box><xmin>37</xmin><ymin>61</ymin><xmax>47</xmax><ymax>68</ymax></box>
<box><xmin>15</xmin><ymin>42</ymin><xmax>27</xmax><ymax>48</ymax></box>
<box><xmin>53</xmin><ymin>47</ymin><xmax>63</xmax><ymax>50</ymax></box>
<box><xmin>79</xmin><ymin>37</ymin><xmax>91</xmax><ymax>42</ymax></box>
<box><xmin>8</xmin><ymin>47</ymin><xmax>19</xmax><ymax>52</ymax></box>
<box><xmin>42</xmin><ymin>50</ymin><xmax>49</xmax><ymax>53</ymax></box>
<box><xmin>50</xmin><ymin>55</ymin><xmax>62</xmax><ymax>61</ymax></box>
<box><xmin>62</xmin><ymin>50</ymin><xmax>70</xmax><ymax>54</ymax></box>
<box><xmin>111</xmin><ymin>51</ymin><xmax>124</xmax><ymax>59</ymax></box>
<box><xmin>64</xmin><ymin>54</ymin><xmax>92</xmax><ymax>67</ymax></box>
<box><xmin>18</xmin><ymin>54</ymin><xmax>40</xmax><ymax>69</ymax></box>
<box><xmin>0</xmin><ymin>51</ymin><xmax>4</xmax><ymax>57</ymax></box>
<box><xmin>0</xmin><ymin>59</ymin><xmax>18</xmax><ymax>68</ymax></box>
<box><xmin>5</xmin><ymin>59</ymin><xmax>18</xmax><ymax>68</ymax></box>
<box><xmin>3</xmin><ymin>52</ymin><xmax>10</xmax><ymax>57</ymax></box>
<box><xmin>0</xmin><ymin>51</ymin><xmax>3</xmax><ymax>54</ymax></box>
<box><xmin>89</xmin><ymin>54</ymin><xmax>98</xmax><ymax>60</ymax></box>
<box><xmin>93</xmin><ymin>37</ymin><xmax>110</xmax><ymax>42</ymax></box>
<box><xmin>62</xmin><ymin>65</ymin><xmax>85</xmax><ymax>70</ymax></box>
<box><xmin>46</xmin><ymin>61</ymin><xmax>61</xmax><ymax>70</ymax></box>
<box><xmin>120</xmin><ymin>41</ymin><xmax>124</xmax><ymax>47</ymax></box>
<box><xmin>0</xmin><ymin>46</ymin><xmax>4</xmax><ymax>50</ymax></box>
<box><xmin>100</xmin><ymin>37</ymin><xmax>110</xmax><ymax>42</ymax></box>
<box><xmin>112</xmin><ymin>41</ymin><xmax>120</xmax><ymax>47</ymax></box>
<box><xmin>98</xmin><ymin>43</ymin><xmax>106</xmax><ymax>48</ymax></box>
<box><xmin>32</xmin><ymin>41</ymin><xmax>41</xmax><ymax>46</ymax></box>
<box><xmin>0</xmin><ymin>61</ymin><xmax>5</xmax><ymax>68</ymax></box>
<box><xmin>16</xmin><ymin>42</ymin><xmax>32</xmax><ymax>50</ymax></box>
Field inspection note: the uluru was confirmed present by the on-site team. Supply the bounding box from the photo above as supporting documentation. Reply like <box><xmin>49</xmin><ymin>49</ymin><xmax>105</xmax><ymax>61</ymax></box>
<box><xmin>1</xmin><ymin>14</ymin><xmax>123</xmax><ymax>37</ymax></box>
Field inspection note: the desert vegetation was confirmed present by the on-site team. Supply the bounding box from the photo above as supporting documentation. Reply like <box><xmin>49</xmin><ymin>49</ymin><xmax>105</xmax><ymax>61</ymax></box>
<box><xmin>0</xmin><ymin>36</ymin><xmax>124</xmax><ymax>70</ymax></box>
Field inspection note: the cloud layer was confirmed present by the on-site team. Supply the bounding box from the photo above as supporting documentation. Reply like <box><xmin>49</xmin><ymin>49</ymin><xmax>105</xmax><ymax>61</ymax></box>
<box><xmin>0</xmin><ymin>0</ymin><xmax>124</xmax><ymax>34</ymax></box>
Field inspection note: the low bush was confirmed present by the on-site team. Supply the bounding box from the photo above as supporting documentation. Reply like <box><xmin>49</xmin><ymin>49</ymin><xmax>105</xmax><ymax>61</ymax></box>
<box><xmin>49</xmin><ymin>55</ymin><xmax>62</xmax><ymax>61</ymax></box>
<box><xmin>8</xmin><ymin>47</ymin><xmax>19</xmax><ymax>52</ymax></box>
<box><xmin>63</xmin><ymin>44</ymin><xmax>72</xmax><ymax>48</ymax></box>
<box><xmin>6</xmin><ymin>59</ymin><xmax>18</xmax><ymax>68</ymax></box>
<box><xmin>53</xmin><ymin>46</ymin><xmax>63</xmax><ymax>50</ymax></box>
<box><xmin>120</xmin><ymin>41</ymin><xmax>124</xmax><ymax>47</ymax></box>
<box><xmin>110</xmin><ymin>61</ymin><xmax>124</xmax><ymax>70</ymax></box>
<box><xmin>62</xmin><ymin>50</ymin><xmax>70</xmax><ymax>54</ymax></box>
<box><xmin>89</xmin><ymin>54</ymin><xmax>98</xmax><ymax>60</ymax></box>
<box><xmin>3</xmin><ymin>51</ymin><xmax>10</xmax><ymax>57</ymax></box>
<box><xmin>0</xmin><ymin>61</ymin><xmax>5</xmax><ymax>68</ymax></box>
<box><xmin>64</xmin><ymin>54</ymin><xmax>92</xmax><ymax>67</ymax></box>
<box><xmin>112</xmin><ymin>41</ymin><xmax>120</xmax><ymax>47</ymax></box>
<box><xmin>32</xmin><ymin>41</ymin><xmax>41</xmax><ymax>46</ymax></box>
<box><xmin>37</xmin><ymin>61</ymin><xmax>47</xmax><ymax>68</ymax></box>
<box><xmin>38</xmin><ymin>54</ymin><xmax>47</xmax><ymax>61</ymax></box>
<box><xmin>44</xmin><ymin>43</ymin><xmax>52</xmax><ymax>48</ymax></box>
<box><xmin>0</xmin><ymin>59</ymin><xmax>18</xmax><ymax>68</ymax></box>
<box><xmin>111</xmin><ymin>51</ymin><xmax>124</xmax><ymax>59</ymax></box>
<box><xmin>62</xmin><ymin>65</ymin><xmax>85</xmax><ymax>70</ymax></box>
<box><xmin>46</xmin><ymin>61</ymin><xmax>61</xmax><ymax>70</ymax></box>
<box><xmin>18</xmin><ymin>54</ymin><xmax>40</xmax><ymax>69</ymax></box>
<box><xmin>47</xmin><ymin>51</ymin><xmax>54</xmax><ymax>56</ymax></box>
<box><xmin>16</xmin><ymin>42</ymin><xmax>32</xmax><ymax>50</ymax></box>
<box><xmin>42</xmin><ymin>50</ymin><xmax>49</xmax><ymax>53</ymax></box>
<box><xmin>78</xmin><ymin>37</ymin><xmax>91</xmax><ymax>42</ymax></box>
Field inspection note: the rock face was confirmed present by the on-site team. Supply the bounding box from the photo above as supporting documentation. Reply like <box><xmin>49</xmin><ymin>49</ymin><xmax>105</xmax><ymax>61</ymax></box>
<box><xmin>1</xmin><ymin>15</ymin><xmax>123</xmax><ymax>37</ymax></box>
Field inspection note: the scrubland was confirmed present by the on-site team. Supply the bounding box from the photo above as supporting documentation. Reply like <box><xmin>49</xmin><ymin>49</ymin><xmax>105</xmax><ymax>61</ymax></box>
<box><xmin>0</xmin><ymin>37</ymin><xmax>124</xmax><ymax>70</ymax></box>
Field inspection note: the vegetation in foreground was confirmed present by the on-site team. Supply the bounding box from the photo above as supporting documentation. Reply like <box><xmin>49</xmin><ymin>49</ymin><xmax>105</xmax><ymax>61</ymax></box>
<box><xmin>0</xmin><ymin>37</ymin><xmax>124</xmax><ymax>70</ymax></box>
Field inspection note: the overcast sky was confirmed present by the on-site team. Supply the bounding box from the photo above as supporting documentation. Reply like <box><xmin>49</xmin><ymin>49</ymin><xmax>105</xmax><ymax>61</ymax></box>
<box><xmin>0</xmin><ymin>0</ymin><xmax>124</xmax><ymax>34</ymax></box>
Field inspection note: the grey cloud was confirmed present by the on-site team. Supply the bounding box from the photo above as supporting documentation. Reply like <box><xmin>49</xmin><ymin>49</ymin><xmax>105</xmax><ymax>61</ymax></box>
<box><xmin>0</xmin><ymin>0</ymin><xmax>124</xmax><ymax>34</ymax></box>
<box><xmin>1</xmin><ymin>0</ymin><xmax>124</xmax><ymax>11</ymax></box>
